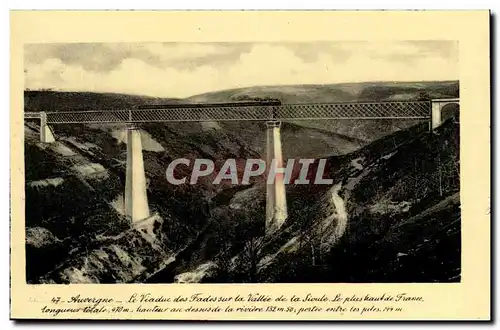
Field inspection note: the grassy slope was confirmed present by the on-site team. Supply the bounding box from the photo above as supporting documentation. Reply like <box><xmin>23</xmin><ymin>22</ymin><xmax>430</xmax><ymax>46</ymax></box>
<box><xmin>186</xmin><ymin>81</ymin><xmax>459</xmax><ymax>104</ymax></box>
<box><xmin>24</xmin><ymin>90</ymin><xmax>181</xmax><ymax>111</ymax></box>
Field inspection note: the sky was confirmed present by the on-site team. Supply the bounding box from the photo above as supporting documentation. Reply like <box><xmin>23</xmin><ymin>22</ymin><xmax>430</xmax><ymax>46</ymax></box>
<box><xmin>24</xmin><ymin>41</ymin><xmax>459</xmax><ymax>98</ymax></box>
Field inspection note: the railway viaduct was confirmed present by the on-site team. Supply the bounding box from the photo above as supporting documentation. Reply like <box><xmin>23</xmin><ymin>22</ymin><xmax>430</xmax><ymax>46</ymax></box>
<box><xmin>24</xmin><ymin>98</ymin><xmax>459</xmax><ymax>235</ymax></box>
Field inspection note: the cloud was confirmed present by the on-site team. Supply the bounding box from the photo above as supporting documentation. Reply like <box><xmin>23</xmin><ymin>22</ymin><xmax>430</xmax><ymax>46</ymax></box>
<box><xmin>138</xmin><ymin>43</ymin><xmax>235</xmax><ymax>62</ymax></box>
<box><xmin>24</xmin><ymin>42</ymin><xmax>246</xmax><ymax>72</ymax></box>
<box><xmin>24</xmin><ymin>41</ymin><xmax>458</xmax><ymax>98</ymax></box>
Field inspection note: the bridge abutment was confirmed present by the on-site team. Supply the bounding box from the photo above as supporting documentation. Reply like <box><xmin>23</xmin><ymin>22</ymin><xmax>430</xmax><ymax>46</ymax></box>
<box><xmin>431</xmin><ymin>99</ymin><xmax>460</xmax><ymax>130</ymax></box>
<box><xmin>125</xmin><ymin>126</ymin><xmax>151</xmax><ymax>223</ymax></box>
<box><xmin>265</xmin><ymin>120</ymin><xmax>288</xmax><ymax>235</ymax></box>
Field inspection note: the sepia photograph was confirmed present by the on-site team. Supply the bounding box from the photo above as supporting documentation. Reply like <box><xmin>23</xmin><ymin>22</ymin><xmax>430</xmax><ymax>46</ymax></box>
<box><xmin>9</xmin><ymin>10</ymin><xmax>490</xmax><ymax>320</ymax></box>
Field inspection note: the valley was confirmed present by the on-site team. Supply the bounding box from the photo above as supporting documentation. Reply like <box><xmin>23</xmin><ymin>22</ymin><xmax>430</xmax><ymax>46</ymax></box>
<box><xmin>24</xmin><ymin>80</ymin><xmax>460</xmax><ymax>284</ymax></box>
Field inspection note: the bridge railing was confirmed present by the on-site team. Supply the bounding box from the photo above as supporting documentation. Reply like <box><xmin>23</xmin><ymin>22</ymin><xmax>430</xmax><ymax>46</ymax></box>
<box><xmin>125</xmin><ymin>106</ymin><xmax>272</xmax><ymax>123</ymax></box>
<box><xmin>44</xmin><ymin>106</ymin><xmax>274</xmax><ymax>124</ymax></box>
<box><xmin>45</xmin><ymin>110</ymin><xmax>131</xmax><ymax>124</ymax></box>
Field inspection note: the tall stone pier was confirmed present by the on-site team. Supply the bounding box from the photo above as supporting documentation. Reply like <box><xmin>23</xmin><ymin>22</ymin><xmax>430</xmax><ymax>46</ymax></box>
<box><xmin>265</xmin><ymin>120</ymin><xmax>288</xmax><ymax>235</ymax></box>
<box><xmin>125</xmin><ymin>126</ymin><xmax>150</xmax><ymax>223</ymax></box>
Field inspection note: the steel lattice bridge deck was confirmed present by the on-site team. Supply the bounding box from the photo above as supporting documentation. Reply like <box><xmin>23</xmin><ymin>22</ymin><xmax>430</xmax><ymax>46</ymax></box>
<box><xmin>24</xmin><ymin>100</ymin><xmax>433</xmax><ymax>124</ymax></box>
